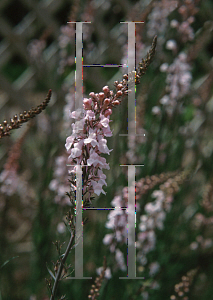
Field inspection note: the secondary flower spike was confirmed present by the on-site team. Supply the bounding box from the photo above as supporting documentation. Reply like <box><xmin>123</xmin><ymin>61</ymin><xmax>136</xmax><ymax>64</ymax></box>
<box><xmin>0</xmin><ymin>89</ymin><xmax>52</xmax><ymax>139</ymax></box>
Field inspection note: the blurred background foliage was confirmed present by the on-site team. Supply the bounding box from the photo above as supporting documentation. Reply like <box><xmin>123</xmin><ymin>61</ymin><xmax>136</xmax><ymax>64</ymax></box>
<box><xmin>0</xmin><ymin>0</ymin><xmax>213</xmax><ymax>299</ymax></box>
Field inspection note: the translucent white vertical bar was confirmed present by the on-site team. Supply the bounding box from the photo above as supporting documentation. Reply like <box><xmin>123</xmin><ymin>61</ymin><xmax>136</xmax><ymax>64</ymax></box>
<box><xmin>75</xmin><ymin>22</ymin><xmax>83</xmax><ymax>112</ymax></box>
<box><xmin>71</xmin><ymin>21</ymin><xmax>91</xmax><ymax>279</ymax></box>
<box><xmin>127</xmin><ymin>23</ymin><xmax>136</xmax><ymax>136</ymax></box>
<box><xmin>127</xmin><ymin>165</ymin><xmax>136</xmax><ymax>278</ymax></box>
<box><xmin>75</xmin><ymin>165</ymin><xmax>83</xmax><ymax>278</ymax></box>
<box><xmin>75</xmin><ymin>23</ymin><xmax>84</xmax><ymax>278</ymax></box>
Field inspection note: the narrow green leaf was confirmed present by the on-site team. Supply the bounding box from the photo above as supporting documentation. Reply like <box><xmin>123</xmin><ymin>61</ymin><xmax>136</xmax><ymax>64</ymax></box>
<box><xmin>46</xmin><ymin>264</ymin><xmax>56</xmax><ymax>281</ymax></box>
<box><xmin>0</xmin><ymin>256</ymin><xmax>19</xmax><ymax>269</ymax></box>
<box><xmin>61</xmin><ymin>269</ymin><xmax>74</xmax><ymax>280</ymax></box>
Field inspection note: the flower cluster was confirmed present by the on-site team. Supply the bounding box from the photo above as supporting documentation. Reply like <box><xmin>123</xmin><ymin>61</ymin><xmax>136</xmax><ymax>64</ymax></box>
<box><xmin>158</xmin><ymin>53</ymin><xmax>192</xmax><ymax>115</ymax></box>
<box><xmin>146</xmin><ymin>1</ymin><xmax>178</xmax><ymax>42</ymax></box>
<box><xmin>137</xmin><ymin>169</ymin><xmax>191</xmax><ymax>266</ymax></box>
<box><xmin>176</xmin><ymin>0</ymin><xmax>200</xmax><ymax>43</ymax></box>
<box><xmin>102</xmin><ymin>169</ymin><xmax>190</xmax><ymax>272</ymax></box>
<box><xmin>103</xmin><ymin>192</ymin><xmax>129</xmax><ymax>272</ymax></box>
<box><xmin>151</xmin><ymin>0</ymin><xmax>200</xmax><ymax>118</ymax></box>
<box><xmin>171</xmin><ymin>17</ymin><xmax>195</xmax><ymax>44</ymax></box>
<box><xmin>164</xmin><ymin>1</ymin><xmax>200</xmax><ymax>51</ymax></box>
<box><xmin>103</xmin><ymin>167</ymin><xmax>191</xmax><ymax>273</ymax></box>
<box><xmin>65</xmin><ymin>81</ymin><xmax>130</xmax><ymax>202</ymax></box>
<box><xmin>0</xmin><ymin>129</ymin><xmax>29</xmax><ymax>196</ymax></box>
<box><xmin>103</xmin><ymin>192</ymin><xmax>127</xmax><ymax>248</ymax></box>
<box><xmin>49</xmin><ymin>154</ymin><xmax>73</xmax><ymax>205</ymax></box>
<box><xmin>137</xmin><ymin>190</ymin><xmax>166</xmax><ymax>266</ymax></box>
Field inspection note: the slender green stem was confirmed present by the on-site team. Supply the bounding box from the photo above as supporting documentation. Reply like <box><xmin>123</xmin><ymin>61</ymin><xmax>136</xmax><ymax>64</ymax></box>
<box><xmin>50</xmin><ymin>231</ymin><xmax>75</xmax><ymax>300</ymax></box>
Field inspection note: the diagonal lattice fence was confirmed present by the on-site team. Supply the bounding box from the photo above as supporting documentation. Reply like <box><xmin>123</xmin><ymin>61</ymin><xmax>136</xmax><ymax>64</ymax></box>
<box><xmin>0</xmin><ymin>0</ymin><xmax>71</xmax><ymax>110</ymax></box>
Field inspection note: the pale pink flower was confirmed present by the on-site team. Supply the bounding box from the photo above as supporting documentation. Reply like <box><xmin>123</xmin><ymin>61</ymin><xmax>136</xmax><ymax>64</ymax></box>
<box><xmin>99</xmin><ymin>114</ymin><xmax>110</xmax><ymax>128</ymax></box>
<box><xmin>97</xmin><ymin>169</ymin><xmax>107</xmax><ymax>186</ymax></box>
<box><xmin>72</xmin><ymin>119</ymin><xmax>85</xmax><ymax>134</ymax></box>
<box><xmin>97</xmin><ymin>137</ymin><xmax>112</xmax><ymax>154</ymax></box>
<box><xmin>69</xmin><ymin>140</ymin><xmax>84</xmax><ymax>159</ymax></box>
<box><xmin>166</xmin><ymin>39</ymin><xmax>177</xmax><ymax>50</ymax></box>
<box><xmin>65</xmin><ymin>135</ymin><xmax>75</xmax><ymax>151</ymax></box>
<box><xmin>70</xmin><ymin>109</ymin><xmax>84</xmax><ymax>119</ymax></box>
<box><xmin>103</xmin><ymin>233</ymin><xmax>114</xmax><ymax>245</ymax></box>
<box><xmin>96</xmin><ymin>267</ymin><xmax>112</xmax><ymax>279</ymax></box>
<box><xmin>87</xmin><ymin>149</ymin><xmax>110</xmax><ymax>170</ymax></box>
<box><xmin>102</xmin><ymin>126</ymin><xmax>113</xmax><ymax>137</ymax></box>
<box><xmin>84</xmin><ymin>128</ymin><xmax>98</xmax><ymax>147</ymax></box>
<box><xmin>115</xmin><ymin>249</ymin><xmax>126</xmax><ymax>271</ymax></box>
<box><xmin>90</xmin><ymin>180</ymin><xmax>106</xmax><ymax>196</ymax></box>
<box><xmin>149</xmin><ymin>262</ymin><xmax>160</xmax><ymax>276</ymax></box>
<box><xmin>85</xmin><ymin>110</ymin><xmax>96</xmax><ymax>121</ymax></box>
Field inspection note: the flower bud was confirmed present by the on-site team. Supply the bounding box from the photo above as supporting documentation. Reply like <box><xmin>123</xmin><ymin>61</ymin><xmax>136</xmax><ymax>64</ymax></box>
<box><xmin>103</xmin><ymin>98</ymin><xmax>110</xmax><ymax>106</ymax></box>
<box><xmin>83</xmin><ymin>98</ymin><xmax>92</xmax><ymax>109</ymax></box>
<box><xmin>116</xmin><ymin>90</ymin><xmax>123</xmax><ymax>97</ymax></box>
<box><xmin>98</xmin><ymin>92</ymin><xmax>105</xmax><ymax>103</ymax></box>
<box><xmin>104</xmin><ymin>109</ymin><xmax>112</xmax><ymax>117</ymax></box>
<box><xmin>89</xmin><ymin>92</ymin><xmax>95</xmax><ymax>97</ymax></box>
<box><xmin>117</xmin><ymin>83</ymin><xmax>123</xmax><ymax>90</ymax></box>
<box><xmin>113</xmin><ymin>100</ymin><xmax>120</xmax><ymax>106</ymax></box>
<box><xmin>103</xmin><ymin>86</ymin><xmax>109</xmax><ymax>93</ymax></box>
